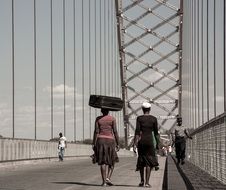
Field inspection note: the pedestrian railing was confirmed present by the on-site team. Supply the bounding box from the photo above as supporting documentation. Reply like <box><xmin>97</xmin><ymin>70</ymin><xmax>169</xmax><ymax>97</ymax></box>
<box><xmin>187</xmin><ymin>113</ymin><xmax>226</xmax><ymax>184</ymax></box>
<box><xmin>0</xmin><ymin>138</ymin><xmax>92</xmax><ymax>162</ymax></box>
<box><xmin>0</xmin><ymin>138</ymin><xmax>134</xmax><ymax>163</ymax></box>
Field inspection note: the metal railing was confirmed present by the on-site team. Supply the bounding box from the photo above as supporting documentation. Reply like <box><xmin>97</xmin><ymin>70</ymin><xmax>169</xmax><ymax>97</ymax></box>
<box><xmin>0</xmin><ymin>138</ymin><xmax>134</xmax><ymax>163</ymax></box>
<box><xmin>187</xmin><ymin>113</ymin><xmax>226</xmax><ymax>184</ymax></box>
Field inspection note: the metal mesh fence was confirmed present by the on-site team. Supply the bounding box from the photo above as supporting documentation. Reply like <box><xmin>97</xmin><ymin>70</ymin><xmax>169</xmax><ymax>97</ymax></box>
<box><xmin>187</xmin><ymin>114</ymin><xmax>226</xmax><ymax>184</ymax></box>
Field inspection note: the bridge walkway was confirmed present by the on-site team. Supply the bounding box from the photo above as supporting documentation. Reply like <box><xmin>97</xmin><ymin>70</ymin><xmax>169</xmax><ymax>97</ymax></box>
<box><xmin>0</xmin><ymin>156</ymin><xmax>165</xmax><ymax>190</ymax></box>
<box><xmin>1</xmin><ymin>155</ymin><xmax>226</xmax><ymax>190</ymax></box>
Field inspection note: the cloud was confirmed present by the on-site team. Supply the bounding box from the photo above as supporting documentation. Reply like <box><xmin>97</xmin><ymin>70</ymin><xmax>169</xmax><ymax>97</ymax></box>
<box><xmin>215</xmin><ymin>96</ymin><xmax>224</xmax><ymax>103</ymax></box>
<box><xmin>44</xmin><ymin>84</ymin><xmax>74</xmax><ymax>93</ymax></box>
<box><xmin>0</xmin><ymin>103</ymin><xmax>11</xmax><ymax>124</ymax></box>
<box><xmin>18</xmin><ymin>106</ymin><xmax>34</xmax><ymax>113</ymax></box>
<box><xmin>43</xmin><ymin>84</ymin><xmax>82</xmax><ymax>99</ymax></box>
<box><xmin>0</xmin><ymin>103</ymin><xmax>8</xmax><ymax>109</ymax></box>
<box><xmin>24</xmin><ymin>86</ymin><xmax>33</xmax><ymax>91</ymax></box>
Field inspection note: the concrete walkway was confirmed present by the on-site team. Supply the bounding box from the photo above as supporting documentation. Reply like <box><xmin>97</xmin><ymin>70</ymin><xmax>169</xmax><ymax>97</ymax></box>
<box><xmin>0</xmin><ymin>156</ymin><xmax>166</xmax><ymax>190</ymax></box>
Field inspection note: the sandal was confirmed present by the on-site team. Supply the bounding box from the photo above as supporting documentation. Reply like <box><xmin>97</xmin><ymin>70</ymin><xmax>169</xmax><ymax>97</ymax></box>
<box><xmin>101</xmin><ymin>182</ymin><xmax>107</xmax><ymax>187</ymax></box>
<box><xmin>145</xmin><ymin>183</ymin><xmax>151</xmax><ymax>188</ymax></box>
<box><xmin>106</xmin><ymin>178</ymin><xmax>113</xmax><ymax>186</ymax></box>
<box><xmin>155</xmin><ymin>166</ymin><xmax>159</xmax><ymax>171</ymax></box>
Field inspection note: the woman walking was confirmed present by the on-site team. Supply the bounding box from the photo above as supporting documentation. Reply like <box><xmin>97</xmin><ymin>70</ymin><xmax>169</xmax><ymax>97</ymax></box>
<box><xmin>92</xmin><ymin>108</ymin><xmax>120</xmax><ymax>186</ymax></box>
<box><xmin>133</xmin><ymin>102</ymin><xmax>159</xmax><ymax>187</ymax></box>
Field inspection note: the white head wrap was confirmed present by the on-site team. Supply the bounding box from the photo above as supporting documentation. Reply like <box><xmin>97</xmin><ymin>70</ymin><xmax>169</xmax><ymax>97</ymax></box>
<box><xmin>142</xmin><ymin>102</ymin><xmax>151</xmax><ymax>108</ymax></box>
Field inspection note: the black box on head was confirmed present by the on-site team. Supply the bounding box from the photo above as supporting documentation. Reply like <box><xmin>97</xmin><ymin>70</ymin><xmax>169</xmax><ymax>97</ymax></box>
<box><xmin>89</xmin><ymin>95</ymin><xmax>123</xmax><ymax>111</ymax></box>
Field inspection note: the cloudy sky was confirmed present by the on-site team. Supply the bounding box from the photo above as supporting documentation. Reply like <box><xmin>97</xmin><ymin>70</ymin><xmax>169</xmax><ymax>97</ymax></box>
<box><xmin>1</xmin><ymin>0</ymin><xmax>224</xmax><ymax>140</ymax></box>
<box><xmin>0</xmin><ymin>0</ymin><xmax>123</xmax><ymax>141</ymax></box>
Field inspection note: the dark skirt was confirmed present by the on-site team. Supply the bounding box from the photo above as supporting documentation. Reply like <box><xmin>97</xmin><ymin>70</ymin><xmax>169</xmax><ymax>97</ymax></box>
<box><xmin>136</xmin><ymin>142</ymin><xmax>159</xmax><ymax>171</ymax></box>
<box><xmin>94</xmin><ymin>138</ymin><xmax>119</xmax><ymax>167</ymax></box>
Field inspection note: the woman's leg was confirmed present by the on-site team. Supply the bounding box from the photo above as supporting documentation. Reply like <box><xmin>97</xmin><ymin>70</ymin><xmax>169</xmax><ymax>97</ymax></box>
<box><xmin>139</xmin><ymin>167</ymin><xmax>144</xmax><ymax>186</ymax></box>
<box><xmin>106</xmin><ymin>165</ymin><xmax>114</xmax><ymax>185</ymax></box>
<box><xmin>100</xmin><ymin>164</ymin><xmax>107</xmax><ymax>185</ymax></box>
<box><xmin>145</xmin><ymin>166</ymin><xmax>151</xmax><ymax>186</ymax></box>
<box><xmin>107</xmin><ymin>165</ymin><xmax>114</xmax><ymax>180</ymax></box>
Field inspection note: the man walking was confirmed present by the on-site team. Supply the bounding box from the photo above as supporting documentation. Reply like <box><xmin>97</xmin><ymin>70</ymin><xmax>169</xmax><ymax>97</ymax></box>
<box><xmin>172</xmin><ymin>117</ymin><xmax>192</xmax><ymax>165</ymax></box>
<box><xmin>58</xmin><ymin>132</ymin><xmax>67</xmax><ymax>161</ymax></box>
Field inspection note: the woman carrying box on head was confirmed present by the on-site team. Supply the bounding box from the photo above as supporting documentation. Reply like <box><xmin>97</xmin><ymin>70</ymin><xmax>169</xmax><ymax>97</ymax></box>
<box><xmin>92</xmin><ymin>108</ymin><xmax>120</xmax><ymax>186</ymax></box>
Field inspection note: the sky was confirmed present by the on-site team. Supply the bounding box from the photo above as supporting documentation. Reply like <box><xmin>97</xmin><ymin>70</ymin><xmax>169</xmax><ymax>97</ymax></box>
<box><xmin>0</xmin><ymin>0</ymin><xmax>224</xmax><ymax>141</ymax></box>
<box><xmin>0</xmin><ymin>0</ymin><xmax>122</xmax><ymax>141</ymax></box>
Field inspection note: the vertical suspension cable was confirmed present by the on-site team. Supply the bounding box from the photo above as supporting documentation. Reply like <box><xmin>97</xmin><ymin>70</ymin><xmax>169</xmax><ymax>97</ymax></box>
<box><xmin>197</xmin><ymin>0</ymin><xmax>200</xmax><ymax>126</ymax></box>
<box><xmin>189</xmin><ymin>0</ymin><xmax>192</xmax><ymax>126</ymax></box>
<box><xmin>12</xmin><ymin>0</ymin><xmax>15</xmax><ymax>138</ymax></box>
<box><xmin>94</xmin><ymin>0</ymin><xmax>97</xmax><ymax>118</ymax></box>
<box><xmin>82</xmin><ymin>0</ymin><xmax>85</xmax><ymax>141</ymax></box>
<box><xmin>104</xmin><ymin>0</ymin><xmax>106</xmax><ymax>94</ymax></box>
<box><xmin>111</xmin><ymin>0</ymin><xmax>114</xmax><ymax>96</ymax></box>
<box><xmin>109</xmin><ymin>0</ymin><xmax>112</xmax><ymax>95</ymax></box>
<box><xmin>117</xmin><ymin>21</ymin><xmax>120</xmax><ymax>122</ymax></box>
<box><xmin>73</xmin><ymin>0</ymin><xmax>76</xmax><ymax>142</ymax></box>
<box><xmin>63</xmin><ymin>0</ymin><xmax>66</xmax><ymax>136</ymax></box>
<box><xmin>89</xmin><ymin>0</ymin><xmax>91</xmax><ymax>138</ymax></box>
<box><xmin>191</xmin><ymin>0</ymin><xmax>194</xmax><ymax>127</ymax></box>
<box><xmin>194</xmin><ymin>0</ymin><xmax>197</xmax><ymax>127</ymax></box>
<box><xmin>34</xmin><ymin>0</ymin><xmax>37</xmax><ymax>139</ymax></box>
<box><xmin>112</xmin><ymin>0</ymin><xmax>115</xmax><ymax>114</ymax></box>
<box><xmin>100</xmin><ymin>0</ymin><xmax>102</xmax><ymax>94</ymax></box>
<box><xmin>201</xmin><ymin>0</ymin><xmax>204</xmax><ymax>124</ymax></box>
<box><xmin>206</xmin><ymin>0</ymin><xmax>209</xmax><ymax>121</ymax></box>
<box><xmin>213</xmin><ymin>0</ymin><xmax>216</xmax><ymax>117</ymax></box>
<box><xmin>190</xmin><ymin>0</ymin><xmax>192</xmax><ymax>126</ymax></box>
<box><xmin>108</xmin><ymin>0</ymin><xmax>110</xmax><ymax>95</ymax></box>
<box><xmin>224</xmin><ymin>0</ymin><xmax>226</xmax><ymax>112</ymax></box>
<box><xmin>114</xmin><ymin>12</ymin><xmax>117</xmax><ymax>98</ymax></box>
<box><xmin>50</xmin><ymin>0</ymin><xmax>53</xmax><ymax>139</ymax></box>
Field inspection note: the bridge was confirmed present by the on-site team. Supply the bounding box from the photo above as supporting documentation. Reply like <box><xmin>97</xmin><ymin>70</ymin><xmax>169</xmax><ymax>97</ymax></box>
<box><xmin>0</xmin><ymin>0</ymin><xmax>226</xmax><ymax>189</ymax></box>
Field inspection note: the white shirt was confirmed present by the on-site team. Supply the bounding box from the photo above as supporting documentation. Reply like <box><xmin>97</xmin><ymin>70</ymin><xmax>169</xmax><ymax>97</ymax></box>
<box><xmin>59</xmin><ymin>136</ymin><xmax>67</xmax><ymax>148</ymax></box>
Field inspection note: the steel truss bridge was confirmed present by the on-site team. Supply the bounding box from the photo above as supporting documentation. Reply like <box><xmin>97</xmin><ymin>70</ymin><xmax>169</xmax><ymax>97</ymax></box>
<box><xmin>115</xmin><ymin>0</ymin><xmax>183</xmax><ymax>146</ymax></box>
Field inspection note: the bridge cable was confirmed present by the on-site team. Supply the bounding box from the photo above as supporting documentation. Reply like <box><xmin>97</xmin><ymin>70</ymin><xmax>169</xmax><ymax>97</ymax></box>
<box><xmin>103</xmin><ymin>0</ymin><xmax>107</xmax><ymax>95</ymax></box>
<box><xmin>94</xmin><ymin>0</ymin><xmax>97</xmax><ymax>118</ymax></box>
<box><xmin>206</xmin><ymin>0</ymin><xmax>209</xmax><ymax>121</ymax></box>
<box><xmin>73</xmin><ymin>0</ymin><xmax>77</xmax><ymax>141</ymax></box>
<box><xmin>34</xmin><ymin>0</ymin><xmax>37</xmax><ymax>139</ymax></box>
<box><xmin>100</xmin><ymin>0</ymin><xmax>102</xmax><ymax>94</ymax></box>
<box><xmin>11</xmin><ymin>0</ymin><xmax>15</xmax><ymax>138</ymax></box>
<box><xmin>50</xmin><ymin>0</ymin><xmax>53</xmax><ymax>139</ymax></box>
<box><xmin>89</xmin><ymin>0</ymin><xmax>92</xmax><ymax>138</ymax></box>
<box><xmin>63</xmin><ymin>0</ymin><xmax>66</xmax><ymax>136</ymax></box>
<box><xmin>82</xmin><ymin>0</ymin><xmax>85</xmax><ymax>141</ymax></box>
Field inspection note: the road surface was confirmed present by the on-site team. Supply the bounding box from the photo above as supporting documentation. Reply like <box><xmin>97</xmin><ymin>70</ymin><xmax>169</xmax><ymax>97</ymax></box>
<box><xmin>0</xmin><ymin>156</ymin><xmax>166</xmax><ymax>190</ymax></box>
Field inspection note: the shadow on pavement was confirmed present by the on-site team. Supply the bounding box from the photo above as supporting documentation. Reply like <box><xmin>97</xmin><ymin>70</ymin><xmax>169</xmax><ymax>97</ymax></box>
<box><xmin>53</xmin><ymin>182</ymin><xmax>100</xmax><ymax>186</ymax></box>
<box><xmin>53</xmin><ymin>181</ymin><xmax>138</xmax><ymax>187</ymax></box>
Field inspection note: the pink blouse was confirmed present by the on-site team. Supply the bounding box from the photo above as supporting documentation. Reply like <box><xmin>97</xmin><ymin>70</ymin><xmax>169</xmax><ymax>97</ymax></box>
<box><xmin>96</xmin><ymin>115</ymin><xmax>116</xmax><ymax>139</ymax></box>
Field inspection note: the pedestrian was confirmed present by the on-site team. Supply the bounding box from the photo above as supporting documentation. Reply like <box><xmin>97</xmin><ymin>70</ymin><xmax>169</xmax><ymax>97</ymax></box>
<box><xmin>172</xmin><ymin>116</ymin><xmax>192</xmax><ymax>165</ymax></box>
<box><xmin>92</xmin><ymin>108</ymin><xmax>120</xmax><ymax>186</ymax></box>
<box><xmin>58</xmin><ymin>132</ymin><xmax>67</xmax><ymax>161</ymax></box>
<box><xmin>133</xmin><ymin>102</ymin><xmax>159</xmax><ymax>188</ymax></box>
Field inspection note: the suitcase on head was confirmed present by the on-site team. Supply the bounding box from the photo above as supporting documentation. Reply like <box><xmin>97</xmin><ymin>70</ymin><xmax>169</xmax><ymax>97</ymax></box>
<box><xmin>89</xmin><ymin>95</ymin><xmax>123</xmax><ymax>111</ymax></box>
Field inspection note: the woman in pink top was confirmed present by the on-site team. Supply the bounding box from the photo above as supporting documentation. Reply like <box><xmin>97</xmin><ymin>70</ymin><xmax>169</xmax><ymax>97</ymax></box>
<box><xmin>92</xmin><ymin>108</ymin><xmax>120</xmax><ymax>186</ymax></box>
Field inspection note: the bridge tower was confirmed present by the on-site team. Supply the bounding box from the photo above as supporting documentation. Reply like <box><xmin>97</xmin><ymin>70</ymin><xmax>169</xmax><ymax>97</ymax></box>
<box><xmin>115</xmin><ymin>0</ymin><xmax>183</xmax><ymax>147</ymax></box>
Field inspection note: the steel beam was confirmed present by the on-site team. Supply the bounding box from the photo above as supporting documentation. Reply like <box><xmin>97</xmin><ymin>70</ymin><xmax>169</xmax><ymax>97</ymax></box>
<box><xmin>116</xmin><ymin>0</ymin><xmax>182</xmax><ymax>147</ymax></box>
